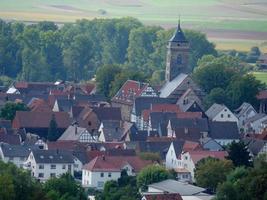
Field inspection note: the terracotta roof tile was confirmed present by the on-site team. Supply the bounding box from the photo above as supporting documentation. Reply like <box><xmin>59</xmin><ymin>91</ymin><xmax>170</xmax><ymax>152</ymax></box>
<box><xmin>187</xmin><ymin>150</ymin><xmax>228</xmax><ymax>164</ymax></box>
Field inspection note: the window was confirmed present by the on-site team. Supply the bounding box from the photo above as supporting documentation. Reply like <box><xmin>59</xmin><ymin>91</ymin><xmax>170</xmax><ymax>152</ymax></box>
<box><xmin>108</xmin><ymin>173</ymin><xmax>112</xmax><ymax>178</ymax></box>
<box><xmin>62</xmin><ymin>165</ymin><xmax>66</xmax><ymax>169</ymax></box>
<box><xmin>228</xmin><ymin>114</ymin><xmax>231</xmax><ymax>118</ymax></box>
<box><xmin>182</xmin><ymin>174</ymin><xmax>188</xmax><ymax>179</ymax></box>
<box><xmin>221</xmin><ymin>114</ymin><xmax>224</xmax><ymax>118</ymax></box>
<box><xmin>97</xmin><ymin>181</ymin><xmax>104</xmax><ymax>188</ymax></box>
<box><xmin>39</xmin><ymin>164</ymin><xmax>44</xmax><ymax>169</ymax></box>
<box><xmin>50</xmin><ymin>173</ymin><xmax>56</xmax><ymax>178</ymax></box>
<box><xmin>177</xmin><ymin>54</ymin><xmax>182</xmax><ymax>64</ymax></box>
<box><xmin>38</xmin><ymin>173</ymin><xmax>44</xmax><ymax>178</ymax></box>
<box><xmin>50</xmin><ymin>164</ymin><xmax>56</xmax><ymax>169</ymax></box>
<box><xmin>100</xmin><ymin>172</ymin><xmax>104</xmax><ymax>177</ymax></box>
<box><xmin>74</xmin><ymin>164</ymin><xmax>79</xmax><ymax>168</ymax></box>
<box><xmin>88</xmin><ymin>121</ymin><xmax>92</xmax><ymax>126</ymax></box>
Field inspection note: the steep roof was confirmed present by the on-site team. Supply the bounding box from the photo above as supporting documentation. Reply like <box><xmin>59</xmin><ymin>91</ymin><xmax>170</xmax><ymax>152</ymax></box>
<box><xmin>205</xmin><ymin>103</ymin><xmax>226</xmax><ymax>119</ymax></box>
<box><xmin>176</xmin><ymin>88</ymin><xmax>203</xmax><ymax>112</ymax></box>
<box><xmin>112</xmin><ymin>80</ymin><xmax>150</xmax><ymax>105</ymax></box>
<box><xmin>13</xmin><ymin>111</ymin><xmax>71</xmax><ymax>128</ymax></box>
<box><xmin>100</xmin><ymin>120</ymin><xmax>123</xmax><ymax>142</ymax></box>
<box><xmin>32</xmin><ymin>149</ymin><xmax>74</xmax><ymax>164</ymax></box>
<box><xmin>160</xmin><ymin>73</ymin><xmax>188</xmax><ymax>98</ymax></box>
<box><xmin>234</xmin><ymin>102</ymin><xmax>256</xmax><ymax>118</ymax></box>
<box><xmin>0</xmin><ymin>143</ymin><xmax>37</xmax><ymax>157</ymax></box>
<box><xmin>170</xmin><ymin>118</ymin><xmax>209</xmax><ymax>132</ymax></box>
<box><xmin>243</xmin><ymin>138</ymin><xmax>267</xmax><ymax>156</ymax></box>
<box><xmin>187</xmin><ymin>150</ymin><xmax>227</xmax><ymax>164</ymax></box>
<box><xmin>0</xmin><ymin>132</ymin><xmax>21</xmax><ymax>145</ymax></box>
<box><xmin>209</xmin><ymin>121</ymin><xmax>239</xmax><ymax>140</ymax></box>
<box><xmin>133</xmin><ymin>97</ymin><xmax>176</xmax><ymax>116</ymax></box>
<box><xmin>148</xmin><ymin>179</ymin><xmax>206</xmax><ymax>195</ymax></box>
<box><xmin>244</xmin><ymin>113</ymin><xmax>267</xmax><ymax>124</ymax></box>
<box><xmin>169</xmin><ymin>22</ymin><xmax>188</xmax><ymax>43</ymax></box>
<box><xmin>92</xmin><ymin>107</ymin><xmax>122</xmax><ymax>121</ymax></box>
<box><xmin>58</xmin><ymin>125</ymin><xmax>91</xmax><ymax>141</ymax></box>
<box><xmin>83</xmin><ymin>155</ymin><xmax>151</xmax><ymax>172</ymax></box>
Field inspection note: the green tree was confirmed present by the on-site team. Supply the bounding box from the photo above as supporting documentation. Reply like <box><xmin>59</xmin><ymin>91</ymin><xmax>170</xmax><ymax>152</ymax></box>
<box><xmin>44</xmin><ymin>173</ymin><xmax>87</xmax><ymax>200</ymax></box>
<box><xmin>0</xmin><ymin>174</ymin><xmax>15</xmax><ymax>200</ymax></box>
<box><xmin>195</xmin><ymin>157</ymin><xmax>233</xmax><ymax>192</ymax></box>
<box><xmin>0</xmin><ymin>101</ymin><xmax>28</xmax><ymax>120</ymax></box>
<box><xmin>203</xmin><ymin>87</ymin><xmax>229</xmax><ymax>109</ymax></box>
<box><xmin>193</xmin><ymin>55</ymin><xmax>241</xmax><ymax>93</ymax></box>
<box><xmin>227</xmin><ymin>74</ymin><xmax>264</xmax><ymax>109</ymax></box>
<box><xmin>47</xmin><ymin>114</ymin><xmax>59</xmax><ymax>141</ymax></box>
<box><xmin>227</xmin><ymin>141</ymin><xmax>252</xmax><ymax>167</ymax></box>
<box><xmin>137</xmin><ymin>165</ymin><xmax>170</xmax><ymax>191</ymax></box>
<box><xmin>95</xmin><ymin>64</ymin><xmax>122</xmax><ymax>97</ymax></box>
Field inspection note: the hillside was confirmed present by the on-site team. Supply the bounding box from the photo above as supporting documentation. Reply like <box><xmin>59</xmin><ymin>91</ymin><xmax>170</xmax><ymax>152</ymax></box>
<box><xmin>1</xmin><ymin>0</ymin><xmax>267</xmax><ymax>51</ymax></box>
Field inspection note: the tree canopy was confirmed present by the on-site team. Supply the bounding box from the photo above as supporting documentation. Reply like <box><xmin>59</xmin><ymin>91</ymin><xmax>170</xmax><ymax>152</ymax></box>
<box><xmin>0</xmin><ymin>101</ymin><xmax>29</xmax><ymax>120</ymax></box>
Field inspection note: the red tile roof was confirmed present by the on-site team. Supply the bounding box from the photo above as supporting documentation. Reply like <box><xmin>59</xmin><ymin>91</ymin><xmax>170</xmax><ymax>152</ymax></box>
<box><xmin>0</xmin><ymin>129</ymin><xmax>21</xmax><ymax>145</ymax></box>
<box><xmin>257</xmin><ymin>90</ymin><xmax>267</xmax><ymax>99</ymax></box>
<box><xmin>176</xmin><ymin>112</ymin><xmax>202</xmax><ymax>119</ymax></box>
<box><xmin>143</xmin><ymin>193</ymin><xmax>183</xmax><ymax>200</ymax></box>
<box><xmin>112</xmin><ymin>80</ymin><xmax>149</xmax><ymax>105</ymax></box>
<box><xmin>183</xmin><ymin>140</ymin><xmax>202</xmax><ymax>152</ymax></box>
<box><xmin>143</xmin><ymin>104</ymin><xmax>181</xmax><ymax>121</ymax></box>
<box><xmin>12</xmin><ymin>111</ymin><xmax>71</xmax><ymax>129</ymax></box>
<box><xmin>28</xmin><ymin>98</ymin><xmax>52</xmax><ymax>112</ymax></box>
<box><xmin>187</xmin><ymin>150</ymin><xmax>228</xmax><ymax>164</ymax></box>
<box><xmin>83</xmin><ymin>155</ymin><xmax>152</xmax><ymax>172</ymax></box>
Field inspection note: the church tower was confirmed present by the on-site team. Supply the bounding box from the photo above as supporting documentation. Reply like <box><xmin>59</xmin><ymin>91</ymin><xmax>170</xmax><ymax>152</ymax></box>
<box><xmin>165</xmin><ymin>20</ymin><xmax>190</xmax><ymax>82</ymax></box>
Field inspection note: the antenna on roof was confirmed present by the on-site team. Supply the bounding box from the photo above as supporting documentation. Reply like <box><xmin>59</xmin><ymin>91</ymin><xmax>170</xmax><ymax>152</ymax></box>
<box><xmin>178</xmin><ymin>14</ymin><xmax>181</xmax><ymax>29</ymax></box>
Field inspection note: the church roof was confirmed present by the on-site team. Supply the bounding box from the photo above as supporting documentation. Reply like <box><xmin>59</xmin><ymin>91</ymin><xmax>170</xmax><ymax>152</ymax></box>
<box><xmin>169</xmin><ymin>22</ymin><xmax>187</xmax><ymax>42</ymax></box>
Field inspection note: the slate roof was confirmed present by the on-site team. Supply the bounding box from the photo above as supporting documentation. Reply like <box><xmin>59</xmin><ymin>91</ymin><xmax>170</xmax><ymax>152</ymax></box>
<box><xmin>243</xmin><ymin>138</ymin><xmax>267</xmax><ymax>156</ymax></box>
<box><xmin>171</xmin><ymin>140</ymin><xmax>186</xmax><ymax>158</ymax></box>
<box><xmin>160</xmin><ymin>73</ymin><xmax>188</xmax><ymax>98</ymax></box>
<box><xmin>130</xmin><ymin>130</ymin><xmax>148</xmax><ymax>141</ymax></box>
<box><xmin>143</xmin><ymin>193</ymin><xmax>183</xmax><ymax>200</ymax></box>
<box><xmin>169</xmin><ymin>22</ymin><xmax>188</xmax><ymax>43</ymax></box>
<box><xmin>205</xmin><ymin>103</ymin><xmax>226</xmax><ymax>119</ymax></box>
<box><xmin>93</xmin><ymin>107</ymin><xmax>122</xmax><ymax>121</ymax></box>
<box><xmin>100</xmin><ymin>120</ymin><xmax>123</xmax><ymax>142</ymax></box>
<box><xmin>209</xmin><ymin>121</ymin><xmax>239</xmax><ymax>140</ymax></box>
<box><xmin>244</xmin><ymin>113</ymin><xmax>267</xmax><ymax>124</ymax></box>
<box><xmin>148</xmin><ymin>179</ymin><xmax>206</xmax><ymax>196</ymax></box>
<box><xmin>0</xmin><ymin>132</ymin><xmax>21</xmax><ymax>145</ymax></box>
<box><xmin>32</xmin><ymin>149</ymin><xmax>74</xmax><ymax>164</ymax></box>
<box><xmin>133</xmin><ymin>97</ymin><xmax>176</xmax><ymax>116</ymax></box>
<box><xmin>176</xmin><ymin>88</ymin><xmax>203</xmax><ymax>112</ymax></box>
<box><xmin>150</xmin><ymin>112</ymin><xmax>177</xmax><ymax>129</ymax></box>
<box><xmin>174</xmin><ymin>127</ymin><xmax>204</xmax><ymax>142</ymax></box>
<box><xmin>13</xmin><ymin>111</ymin><xmax>71</xmax><ymax>128</ymax></box>
<box><xmin>55</xmin><ymin>99</ymin><xmax>74</xmax><ymax>112</ymax></box>
<box><xmin>0</xmin><ymin>143</ymin><xmax>37</xmax><ymax>157</ymax></box>
<box><xmin>170</xmin><ymin>118</ymin><xmax>209</xmax><ymax>132</ymax></box>
<box><xmin>83</xmin><ymin>155</ymin><xmax>152</xmax><ymax>172</ymax></box>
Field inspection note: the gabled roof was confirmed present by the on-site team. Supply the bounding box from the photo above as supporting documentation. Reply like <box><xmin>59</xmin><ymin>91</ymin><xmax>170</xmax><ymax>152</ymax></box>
<box><xmin>32</xmin><ymin>149</ymin><xmax>74</xmax><ymax>164</ymax></box>
<box><xmin>100</xmin><ymin>120</ymin><xmax>123</xmax><ymax>142</ymax></box>
<box><xmin>83</xmin><ymin>155</ymin><xmax>151</xmax><ymax>172</ymax></box>
<box><xmin>0</xmin><ymin>131</ymin><xmax>21</xmax><ymax>145</ymax></box>
<box><xmin>148</xmin><ymin>179</ymin><xmax>206</xmax><ymax>196</ymax></box>
<box><xmin>55</xmin><ymin>99</ymin><xmax>74</xmax><ymax>112</ymax></box>
<box><xmin>209</xmin><ymin>121</ymin><xmax>239</xmax><ymax>140</ymax></box>
<box><xmin>150</xmin><ymin>112</ymin><xmax>177</xmax><ymax>129</ymax></box>
<box><xmin>243</xmin><ymin>138</ymin><xmax>267</xmax><ymax>156</ymax></box>
<box><xmin>244</xmin><ymin>113</ymin><xmax>267</xmax><ymax>124</ymax></box>
<box><xmin>0</xmin><ymin>143</ymin><xmax>37</xmax><ymax>157</ymax></box>
<box><xmin>133</xmin><ymin>97</ymin><xmax>176</xmax><ymax>116</ymax></box>
<box><xmin>205</xmin><ymin>103</ymin><xmax>227</xmax><ymax>119</ymax></box>
<box><xmin>58</xmin><ymin>125</ymin><xmax>91</xmax><ymax>141</ymax></box>
<box><xmin>186</xmin><ymin>150</ymin><xmax>227</xmax><ymax>164</ymax></box>
<box><xmin>170</xmin><ymin>118</ymin><xmax>209</xmax><ymax>132</ymax></box>
<box><xmin>143</xmin><ymin>193</ymin><xmax>183</xmax><ymax>200</ymax></box>
<box><xmin>13</xmin><ymin>111</ymin><xmax>71</xmax><ymax>129</ymax></box>
<box><xmin>28</xmin><ymin>98</ymin><xmax>52</xmax><ymax>112</ymax></box>
<box><xmin>92</xmin><ymin>107</ymin><xmax>122</xmax><ymax>121</ymax></box>
<box><xmin>234</xmin><ymin>102</ymin><xmax>256</xmax><ymax>118</ymax></box>
<box><xmin>160</xmin><ymin>73</ymin><xmax>188</xmax><ymax>98</ymax></box>
<box><xmin>176</xmin><ymin>88</ymin><xmax>203</xmax><ymax>112</ymax></box>
<box><xmin>112</xmin><ymin>80</ymin><xmax>151</xmax><ymax>105</ymax></box>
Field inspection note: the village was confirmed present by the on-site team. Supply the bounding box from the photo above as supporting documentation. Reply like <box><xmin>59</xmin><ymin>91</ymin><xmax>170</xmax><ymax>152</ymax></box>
<box><xmin>0</xmin><ymin>22</ymin><xmax>267</xmax><ymax>200</ymax></box>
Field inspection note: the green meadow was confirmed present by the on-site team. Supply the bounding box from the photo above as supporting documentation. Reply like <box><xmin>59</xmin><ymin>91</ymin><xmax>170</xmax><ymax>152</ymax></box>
<box><xmin>252</xmin><ymin>72</ymin><xmax>267</xmax><ymax>84</ymax></box>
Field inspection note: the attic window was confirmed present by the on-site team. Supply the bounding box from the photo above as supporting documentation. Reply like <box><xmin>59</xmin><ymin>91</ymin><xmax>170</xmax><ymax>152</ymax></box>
<box><xmin>40</xmin><ymin>155</ymin><xmax>44</xmax><ymax>159</ymax></box>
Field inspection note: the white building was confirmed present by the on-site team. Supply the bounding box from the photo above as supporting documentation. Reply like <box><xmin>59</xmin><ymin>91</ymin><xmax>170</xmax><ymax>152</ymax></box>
<box><xmin>24</xmin><ymin>149</ymin><xmax>74</xmax><ymax>182</ymax></box>
<box><xmin>244</xmin><ymin>114</ymin><xmax>267</xmax><ymax>133</ymax></box>
<box><xmin>82</xmin><ymin>155</ymin><xmax>151</xmax><ymax>189</ymax></box>
<box><xmin>206</xmin><ymin>103</ymin><xmax>238</xmax><ymax>124</ymax></box>
<box><xmin>0</xmin><ymin>143</ymin><xmax>36</xmax><ymax>168</ymax></box>
<box><xmin>234</xmin><ymin>102</ymin><xmax>257</xmax><ymax>129</ymax></box>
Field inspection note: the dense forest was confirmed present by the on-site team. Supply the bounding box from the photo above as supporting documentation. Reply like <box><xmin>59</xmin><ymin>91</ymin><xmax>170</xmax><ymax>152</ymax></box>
<box><xmin>0</xmin><ymin>17</ymin><xmax>216</xmax><ymax>84</ymax></box>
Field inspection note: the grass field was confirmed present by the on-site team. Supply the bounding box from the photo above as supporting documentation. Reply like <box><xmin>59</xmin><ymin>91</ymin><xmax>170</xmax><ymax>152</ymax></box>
<box><xmin>1</xmin><ymin>0</ymin><xmax>267</xmax><ymax>52</ymax></box>
<box><xmin>252</xmin><ymin>72</ymin><xmax>267</xmax><ymax>84</ymax></box>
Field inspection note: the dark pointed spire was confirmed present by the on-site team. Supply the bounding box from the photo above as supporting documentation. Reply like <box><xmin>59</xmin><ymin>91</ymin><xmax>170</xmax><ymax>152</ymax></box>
<box><xmin>169</xmin><ymin>17</ymin><xmax>187</xmax><ymax>42</ymax></box>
